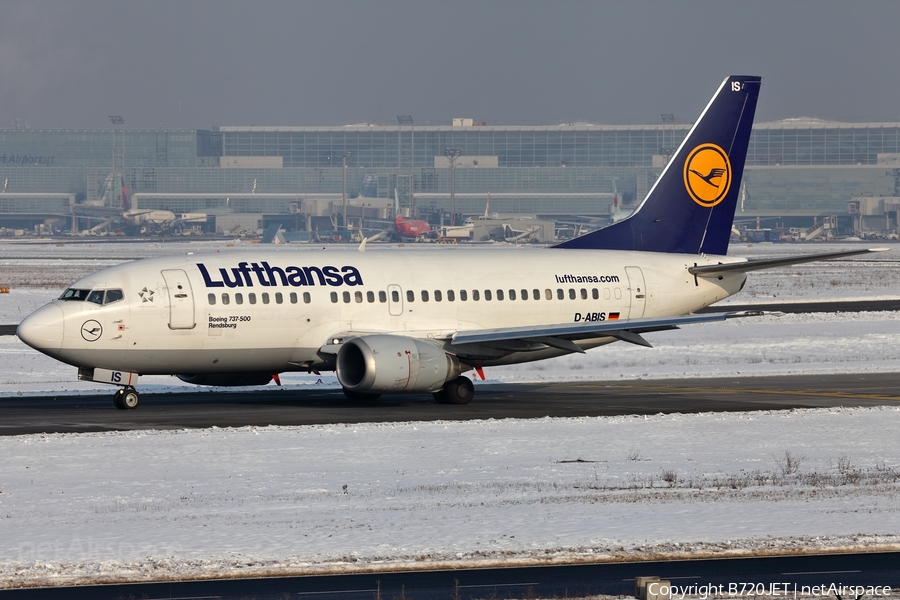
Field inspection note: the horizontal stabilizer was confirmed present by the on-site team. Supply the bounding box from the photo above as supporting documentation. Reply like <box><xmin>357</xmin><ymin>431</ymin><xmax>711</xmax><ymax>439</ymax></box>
<box><xmin>690</xmin><ymin>248</ymin><xmax>888</xmax><ymax>277</ymax></box>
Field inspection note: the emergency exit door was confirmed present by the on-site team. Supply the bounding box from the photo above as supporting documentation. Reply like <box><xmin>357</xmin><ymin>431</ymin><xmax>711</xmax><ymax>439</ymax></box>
<box><xmin>625</xmin><ymin>266</ymin><xmax>646</xmax><ymax>319</ymax></box>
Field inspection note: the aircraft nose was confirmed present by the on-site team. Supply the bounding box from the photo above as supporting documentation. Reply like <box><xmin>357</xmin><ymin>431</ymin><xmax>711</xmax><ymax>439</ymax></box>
<box><xmin>17</xmin><ymin>304</ymin><xmax>64</xmax><ymax>355</ymax></box>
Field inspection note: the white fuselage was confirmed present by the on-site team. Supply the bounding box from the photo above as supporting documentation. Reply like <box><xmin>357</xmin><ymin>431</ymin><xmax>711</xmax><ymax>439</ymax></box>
<box><xmin>21</xmin><ymin>246</ymin><xmax>747</xmax><ymax>376</ymax></box>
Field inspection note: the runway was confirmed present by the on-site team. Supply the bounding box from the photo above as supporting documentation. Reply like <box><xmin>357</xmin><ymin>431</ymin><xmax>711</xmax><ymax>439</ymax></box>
<box><xmin>2</xmin><ymin>372</ymin><xmax>899</xmax><ymax>436</ymax></box>
<box><xmin>2</xmin><ymin>550</ymin><xmax>898</xmax><ymax>599</ymax></box>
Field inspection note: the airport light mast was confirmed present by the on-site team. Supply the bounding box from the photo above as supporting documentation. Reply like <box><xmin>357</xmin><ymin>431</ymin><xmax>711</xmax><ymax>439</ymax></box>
<box><xmin>444</xmin><ymin>148</ymin><xmax>461</xmax><ymax>226</ymax></box>
<box><xmin>660</xmin><ymin>113</ymin><xmax>676</xmax><ymax>163</ymax></box>
<box><xmin>397</xmin><ymin>116</ymin><xmax>414</xmax><ymax>217</ymax></box>
<box><xmin>109</xmin><ymin>115</ymin><xmax>126</xmax><ymax>210</ymax></box>
<box><xmin>342</xmin><ymin>151</ymin><xmax>352</xmax><ymax>229</ymax></box>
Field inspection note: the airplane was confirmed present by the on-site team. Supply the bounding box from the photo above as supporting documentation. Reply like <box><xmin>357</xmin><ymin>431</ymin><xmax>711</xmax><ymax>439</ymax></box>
<box><xmin>362</xmin><ymin>189</ymin><xmax>433</xmax><ymax>241</ymax></box>
<box><xmin>394</xmin><ymin>215</ymin><xmax>432</xmax><ymax>240</ymax></box>
<box><xmin>16</xmin><ymin>75</ymin><xmax>886</xmax><ymax>410</ymax></box>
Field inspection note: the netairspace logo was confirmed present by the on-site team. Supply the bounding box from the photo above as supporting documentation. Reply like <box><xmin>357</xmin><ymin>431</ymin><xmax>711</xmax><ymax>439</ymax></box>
<box><xmin>650</xmin><ymin>582</ymin><xmax>894</xmax><ymax>600</ymax></box>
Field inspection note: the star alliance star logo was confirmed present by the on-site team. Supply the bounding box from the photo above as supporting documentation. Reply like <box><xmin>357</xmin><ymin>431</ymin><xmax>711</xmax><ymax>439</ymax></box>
<box><xmin>139</xmin><ymin>287</ymin><xmax>155</xmax><ymax>302</ymax></box>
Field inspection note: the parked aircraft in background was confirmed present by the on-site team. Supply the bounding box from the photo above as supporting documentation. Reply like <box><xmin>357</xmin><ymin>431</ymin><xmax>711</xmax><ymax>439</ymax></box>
<box><xmin>17</xmin><ymin>76</ymin><xmax>885</xmax><ymax>410</ymax></box>
<box><xmin>394</xmin><ymin>215</ymin><xmax>432</xmax><ymax>240</ymax></box>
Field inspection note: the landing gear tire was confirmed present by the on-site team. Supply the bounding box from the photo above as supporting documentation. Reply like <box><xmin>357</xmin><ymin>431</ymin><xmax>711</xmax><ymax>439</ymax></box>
<box><xmin>342</xmin><ymin>389</ymin><xmax>382</xmax><ymax>402</ymax></box>
<box><xmin>434</xmin><ymin>376</ymin><xmax>475</xmax><ymax>405</ymax></box>
<box><xmin>114</xmin><ymin>388</ymin><xmax>140</xmax><ymax>410</ymax></box>
<box><xmin>113</xmin><ymin>389</ymin><xmax>125</xmax><ymax>409</ymax></box>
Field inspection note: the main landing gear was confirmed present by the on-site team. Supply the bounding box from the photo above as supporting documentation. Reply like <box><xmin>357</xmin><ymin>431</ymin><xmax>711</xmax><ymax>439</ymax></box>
<box><xmin>113</xmin><ymin>387</ymin><xmax>140</xmax><ymax>410</ymax></box>
<box><xmin>433</xmin><ymin>376</ymin><xmax>475</xmax><ymax>405</ymax></box>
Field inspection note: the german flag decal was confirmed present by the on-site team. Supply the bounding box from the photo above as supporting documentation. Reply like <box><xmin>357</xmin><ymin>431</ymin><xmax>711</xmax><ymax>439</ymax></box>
<box><xmin>608</xmin><ymin>312</ymin><xmax>620</xmax><ymax>320</ymax></box>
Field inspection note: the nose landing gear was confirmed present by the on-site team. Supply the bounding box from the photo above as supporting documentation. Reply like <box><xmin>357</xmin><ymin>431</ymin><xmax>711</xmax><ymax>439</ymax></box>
<box><xmin>113</xmin><ymin>387</ymin><xmax>140</xmax><ymax>410</ymax></box>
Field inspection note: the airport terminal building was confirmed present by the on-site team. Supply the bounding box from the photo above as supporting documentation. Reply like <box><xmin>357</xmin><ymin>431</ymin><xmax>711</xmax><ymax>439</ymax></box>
<box><xmin>1</xmin><ymin>118</ymin><xmax>899</xmax><ymax>237</ymax></box>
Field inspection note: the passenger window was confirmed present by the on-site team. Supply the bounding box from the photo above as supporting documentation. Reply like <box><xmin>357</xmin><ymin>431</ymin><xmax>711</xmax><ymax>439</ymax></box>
<box><xmin>447</xmin><ymin>290</ymin><xmax>455</xmax><ymax>302</ymax></box>
<box><xmin>545</xmin><ymin>289</ymin><xmax>552</xmax><ymax>300</ymax></box>
<box><xmin>434</xmin><ymin>290</ymin><xmax>442</xmax><ymax>302</ymax></box>
<box><xmin>592</xmin><ymin>288</ymin><xmax>599</xmax><ymax>300</ymax></box>
<box><xmin>276</xmin><ymin>292</ymin><xmax>283</xmax><ymax>304</ymax></box>
<box><xmin>557</xmin><ymin>289</ymin><xmax>564</xmax><ymax>300</ymax></box>
<box><xmin>472</xmin><ymin>290</ymin><xmax>480</xmax><ymax>301</ymax></box>
<box><xmin>484</xmin><ymin>290</ymin><xmax>492</xmax><ymax>301</ymax></box>
<box><xmin>222</xmin><ymin>293</ymin><xmax>230</xmax><ymax>305</ymax></box>
<box><xmin>87</xmin><ymin>290</ymin><xmax>104</xmax><ymax>305</ymax></box>
<box><xmin>568</xmin><ymin>289</ymin><xmax>576</xmax><ymax>300</ymax></box>
<box><xmin>580</xmin><ymin>288</ymin><xmax>587</xmax><ymax>300</ymax></box>
<box><xmin>496</xmin><ymin>290</ymin><xmax>504</xmax><ymax>301</ymax></box>
<box><xmin>522</xmin><ymin>289</ymin><xmax>529</xmax><ymax>301</ymax></box>
<box><xmin>421</xmin><ymin>290</ymin><xmax>429</xmax><ymax>302</ymax></box>
<box><xmin>460</xmin><ymin>290</ymin><xmax>467</xmax><ymax>301</ymax></box>
<box><xmin>249</xmin><ymin>293</ymin><xmax>257</xmax><ymax>305</ymax></box>
<box><xmin>380</xmin><ymin>291</ymin><xmax>388</xmax><ymax>303</ymax></box>
<box><xmin>407</xmin><ymin>290</ymin><xmax>415</xmax><ymax>302</ymax></box>
<box><xmin>343</xmin><ymin>291</ymin><xmax>351</xmax><ymax>303</ymax></box>
<box><xmin>603</xmin><ymin>288</ymin><xmax>611</xmax><ymax>300</ymax></box>
<box><xmin>330</xmin><ymin>292</ymin><xmax>338</xmax><ymax>303</ymax></box>
<box><xmin>303</xmin><ymin>292</ymin><xmax>311</xmax><ymax>304</ymax></box>
<box><xmin>614</xmin><ymin>288</ymin><xmax>622</xmax><ymax>300</ymax></box>
<box><xmin>391</xmin><ymin>290</ymin><xmax>399</xmax><ymax>302</ymax></box>
<box><xmin>367</xmin><ymin>291</ymin><xmax>375</xmax><ymax>303</ymax></box>
<box><xmin>508</xmin><ymin>289</ymin><xmax>516</xmax><ymax>300</ymax></box>
<box><xmin>355</xmin><ymin>291</ymin><xmax>363</xmax><ymax>303</ymax></box>
<box><xmin>208</xmin><ymin>293</ymin><xmax>216</xmax><ymax>305</ymax></box>
<box><xmin>235</xmin><ymin>293</ymin><xmax>244</xmax><ymax>305</ymax></box>
<box><xmin>262</xmin><ymin>293</ymin><xmax>270</xmax><ymax>304</ymax></box>
<box><xmin>104</xmin><ymin>289</ymin><xmax>124</xmax><ymax>304</ymax></box>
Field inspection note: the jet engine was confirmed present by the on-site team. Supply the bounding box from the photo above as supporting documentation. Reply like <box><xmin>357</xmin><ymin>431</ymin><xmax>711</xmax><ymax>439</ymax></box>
<box><xmin>336</xmin><ymin>335</ymin><xmax>460</xmax><ymax>394</ymax></box>
<box><xmin>176</xmin><ymin>373</ymin><xmax>273</xmax><ymax>387</ymax></box>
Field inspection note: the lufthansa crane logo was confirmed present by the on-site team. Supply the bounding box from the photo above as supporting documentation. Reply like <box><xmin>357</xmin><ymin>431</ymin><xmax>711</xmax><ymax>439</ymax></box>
<box><xmin>81</xmin><ymin>320</ymin><xmax>103</xmax><ymax>342</ymax></box>
<box><xmin>683</xmin><ymin>143</ymin><xmax>732</xmax><ymax>208</ymax></box>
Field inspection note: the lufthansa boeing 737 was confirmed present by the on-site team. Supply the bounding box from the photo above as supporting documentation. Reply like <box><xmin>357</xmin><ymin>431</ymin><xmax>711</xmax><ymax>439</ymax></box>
<box><xmin>16</xmin><ymin>76</ymin><xmax>885</xmax><ymax>409</ymax></box>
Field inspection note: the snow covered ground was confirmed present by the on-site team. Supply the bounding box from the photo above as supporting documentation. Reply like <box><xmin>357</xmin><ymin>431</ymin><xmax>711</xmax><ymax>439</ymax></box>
<box><xmin>2</xmin><ymin>409</ymin><xmax>899</xmax><ymax>587</ymax></box>
<box><xmin>1</xmin><ymin>240</ymin><xmax>900</xmax><ymax>586</ymax></box>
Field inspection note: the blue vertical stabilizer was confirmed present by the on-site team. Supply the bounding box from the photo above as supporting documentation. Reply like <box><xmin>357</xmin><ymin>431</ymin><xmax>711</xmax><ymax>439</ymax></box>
<box><xmin>554</xmin><ymin>76</ymin><xmax>761</xmax><ymax>255</ymax></box>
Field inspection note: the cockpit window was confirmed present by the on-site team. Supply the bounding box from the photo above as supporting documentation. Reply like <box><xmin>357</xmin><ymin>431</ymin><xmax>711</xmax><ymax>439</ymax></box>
<box><xmin>59</xmin><ymin>288</ymin><xmax>125</xmax><ymax>305</ymax></box>
<box><xmin>59</xmin><ymin>288</ymin><xmax>91</xmax><ymax>301</ymax></box>
<box><xmin>104</xmin><ymin>289</ymin><xmax>124</xmax><ymax>305</ymax></box>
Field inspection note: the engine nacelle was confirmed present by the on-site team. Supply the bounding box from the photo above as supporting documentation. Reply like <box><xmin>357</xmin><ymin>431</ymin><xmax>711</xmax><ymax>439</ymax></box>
<box><xmin>176</xmin><ymin>372</ymin><xmax>273</xmax><ymax>387</ymax></box>
<box><xmin>336</xmin><ymin>335</ymin><xmax>460</xmax><ymax>394</ymax></box>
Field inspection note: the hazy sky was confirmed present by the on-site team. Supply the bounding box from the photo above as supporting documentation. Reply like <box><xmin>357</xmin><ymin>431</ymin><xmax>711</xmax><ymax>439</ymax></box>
<box><xmin>2</xmin><ymin>1</ymin><xmax>898</xmax><ymax>129</ymax></box>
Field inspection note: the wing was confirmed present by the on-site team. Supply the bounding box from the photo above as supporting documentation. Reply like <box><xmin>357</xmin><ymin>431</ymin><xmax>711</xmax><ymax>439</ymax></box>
<box><xmin>450</xmin><ymin>310</ymin><xmax>765</xmax><ymax>352</ymax></box>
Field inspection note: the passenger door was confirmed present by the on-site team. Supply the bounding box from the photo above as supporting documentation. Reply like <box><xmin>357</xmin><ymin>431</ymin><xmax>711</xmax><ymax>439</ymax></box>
<box><xmin>161</xmin><ymin>269</ymin><xmax>196</xmax><ymax>329</ymax></box>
